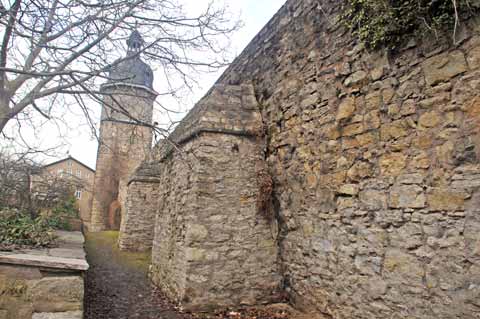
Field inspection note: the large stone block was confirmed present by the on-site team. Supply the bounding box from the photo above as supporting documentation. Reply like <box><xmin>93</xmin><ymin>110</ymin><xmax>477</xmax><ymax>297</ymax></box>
<box><xmin>384</xmin><ymin>249</ymin><xmax>424</xmax><ymax>283</ymax></box>
<box><xmin>27</xmin><ymin>276</ymin><xmax>83</xmax><ymax>313</ymax></box>
<box><xmin>389</xmin><ymin>185</ymin><xmax>426</xmax><ymax>208</ymax></box>
<box><xmin>418</xmin><ymin>111</ymin><xmax>441</xmax><ymax>129</ymax></box>
<box><xmin>336</xmin><ymin>97</ymin><xmax>355</xmax><ymax>120</ymax></box>
<box><xmin>467</xmin><ymin>45</ymin><xmax>480</xmax><ymax>70</ymax></box>
<box><xmin>0</xmin><ymin>265</ymin><xmax>42</xmax><ymax>280</ymax></box>
<box><xmin>422</xmin><ymin>51</ymin><xmax>467</xmax><ymax>86</ymax></box>
<box><xmin>380</xmin><ymin>120</ymin><xmax>408</xmax><ymax>141</ymax></box>
<box><xmin>344</xmin><ymin>70</ymin><xmax>368</xmax><ymax>87</ymax></box>
<box><xmin>427</xmin><ymin>189</ymin><xmax>466</xmax><ymax>211</ymax></box>
<box><xmin>359</xmin><ymin>189</ymin><xmax>387</xmax><ymax>210</ymax></box>
<box><xmin>379</xmin><ymin>153</ymin><xmax>407</xmax><ymax>176</ymax></box>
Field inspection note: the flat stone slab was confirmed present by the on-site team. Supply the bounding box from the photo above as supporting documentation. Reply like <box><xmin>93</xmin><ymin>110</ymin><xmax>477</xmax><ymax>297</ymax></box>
<box><xmin>0</xmin><ymin>231</ymin><xmax>88</xmax><ymax>271</ymax></box>
<box><xmin>49</xmin><ymin>248</ymin><xmax>86</xmax><ymax>259</ymax></box>
<box><xmin>18</xmin><ymin>248</ymin><xmax>51</xmax><ymax>256</ymax></box>
<box><xmin>0</xmin><ymin>253</ymin><xmax>88</xmax><ymax>271</ymax></box>
<box><xmin>55</xmin><ymin>231</ymin><xmax>84</xmax><ymax>246</ymax></box>
<box><xmin>32</xmin><ymin>311</ymin><xmax>83</xmax><ymax>319</ymax></box>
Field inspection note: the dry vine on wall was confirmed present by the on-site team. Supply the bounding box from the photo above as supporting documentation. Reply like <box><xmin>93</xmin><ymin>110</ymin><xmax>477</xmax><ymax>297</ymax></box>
<box><xmin>340</xmin><ymin>0</ymin><xmax>480</xmax><ymax>50</ymax></box>
<box><xmin>253</xmin><ymin>107</ymin><xmax>275</xmax><ymax>222</ymax></box>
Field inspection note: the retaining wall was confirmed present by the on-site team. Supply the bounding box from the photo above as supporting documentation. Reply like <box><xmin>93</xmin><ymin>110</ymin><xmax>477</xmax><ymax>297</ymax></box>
<box><xmin>0</xmin><ymin>231</ymin><xmax>88</xmax><ymax>319</ymax></box>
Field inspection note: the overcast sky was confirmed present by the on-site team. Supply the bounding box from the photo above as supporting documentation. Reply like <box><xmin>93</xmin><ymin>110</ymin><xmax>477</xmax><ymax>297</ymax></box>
<box><xmin>6</xmin><ymin>0</ymin><xmax>286</xmax><ymax>169</ymax></box>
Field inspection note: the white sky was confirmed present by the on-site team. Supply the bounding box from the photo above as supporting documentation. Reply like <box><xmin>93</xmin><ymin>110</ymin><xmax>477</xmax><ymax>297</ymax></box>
<box><xmin>7</xmin><ymin>0</ymin><xmax>286</xmax><ymax>169</ymax></box>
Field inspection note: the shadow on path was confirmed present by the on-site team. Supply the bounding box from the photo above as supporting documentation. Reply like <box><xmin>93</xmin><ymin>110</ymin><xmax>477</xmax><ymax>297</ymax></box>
<box><xmin>83</xmin><ymin>231</ymin><xmax>187</xmax><ymax>319</ymax></box>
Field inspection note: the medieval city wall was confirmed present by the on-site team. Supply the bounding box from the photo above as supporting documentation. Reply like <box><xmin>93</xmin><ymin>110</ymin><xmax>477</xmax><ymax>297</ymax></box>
<box><xmin>118</xmin><ymin>161</ymin><xmax>160</xmax><ymax>251</ymax></box>
<box><xmin>121</xmin><ymin>84</ymin><xmax>282</xmax><ymax>310</ymax></box>
<box><xmin>211</xmin><ymin>0</ymin><xmax>480</xmax><ymax>317</ymax></box>
<box><xmin>66</xmin><ymin>0</ymin><xmax>480</xmax><ymax>314</ymax></box>
<box><xmin>116</xmin><ymin>0</ymin><xmax>480</xmax><ymax>316</ymax></box>
<box><xmin>149</xmin><ymin>146</ymin><xmax>195</xmax><ymax>305</ymax></box>
<box><xmin>150</xmin><ymin>132</ymin><xmax>281</xmax><ymax>311</ymax></box>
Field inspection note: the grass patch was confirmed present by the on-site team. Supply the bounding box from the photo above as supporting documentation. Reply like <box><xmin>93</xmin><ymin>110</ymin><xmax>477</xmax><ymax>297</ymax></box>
<box><xmin>85</xmin><ymin>231</ymin><xmax>151</xmax><ymax>272</ymax></box>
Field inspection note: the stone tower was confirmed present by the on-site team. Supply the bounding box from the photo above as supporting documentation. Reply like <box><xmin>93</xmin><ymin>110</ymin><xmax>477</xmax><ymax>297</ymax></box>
<box><xmin>90</xmin><ymin>30</ymin><xmax>157</xmax><ymax>232</ymax></box>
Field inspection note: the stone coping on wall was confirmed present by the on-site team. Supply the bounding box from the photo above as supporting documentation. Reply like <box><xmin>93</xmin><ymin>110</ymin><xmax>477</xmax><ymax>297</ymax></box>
<box><xmin>151</xmin><ymin>83</ymin><xmax>260</xmax><ymax>161</ymax></box>
<box><xmin>0</xmin><ymin>231</ymin><xmax>89</xmax><ymax>271</ymax></box>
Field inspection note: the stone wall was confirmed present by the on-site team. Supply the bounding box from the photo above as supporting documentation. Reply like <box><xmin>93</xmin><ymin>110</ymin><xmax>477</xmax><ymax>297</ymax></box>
<box><xmin>150</xmin><ymin>132</ymin><xmax>281</xmax><ymax>311</ymax></box>
<box><xmin>118</xmin><ymin>160</ymin><xmax>160</xmax><ymax>251</ymax></box>
<box><xmin>0</xmin><ymin>231</ymin><xmax>88</xmax><ymax>319</ymax></box>
<box><xmin>129</xmin><ymin>84</ymin><xmax>283</xmax><ymax>311</ymax></box>
<box><xmin>90</xmin><ymin>85</ymin><xmax>155</xmax><ymax>232</ymax></box>
<box><xmin>210</xmin><ymin>0</ymin><xmax>480</xmax><ymax>317</ymax></box>
<box><xmin>117</xmin><ymin>0</ymin><xmax>480</xmax><ymax>315</ymax></box>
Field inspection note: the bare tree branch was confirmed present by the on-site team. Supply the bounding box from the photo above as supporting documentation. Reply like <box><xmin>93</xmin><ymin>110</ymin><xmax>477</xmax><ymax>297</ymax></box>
<box><xmin>0</xmin><ymin>0</ymin><xmax>240</xmax><ymax>136</ymax></box>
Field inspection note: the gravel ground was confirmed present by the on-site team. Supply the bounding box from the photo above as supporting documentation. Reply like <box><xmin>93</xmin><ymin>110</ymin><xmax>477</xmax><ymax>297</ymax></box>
<box><xmin>83</xmin><ymin>231</ymin><xmax>293</xmax><ymax>319</ymax></box>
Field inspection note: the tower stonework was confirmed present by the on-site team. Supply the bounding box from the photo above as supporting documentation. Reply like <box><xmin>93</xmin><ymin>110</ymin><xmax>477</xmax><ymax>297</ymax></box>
<box><xmin>90</xmin><ymin>31</ymin><xmax>157</xmax><ymax>232</ymax></box>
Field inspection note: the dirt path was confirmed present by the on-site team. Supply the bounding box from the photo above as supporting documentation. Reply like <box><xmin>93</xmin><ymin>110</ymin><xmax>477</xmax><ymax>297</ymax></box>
<box><xmin>83</xmin><ymin>231</ymin><xmax>296</xmax><ymax>319</ymax></box>
<box><xmin>84</xmin><ymin>231</ymin><xmax>187</xmax><ymax>319</ymax></box>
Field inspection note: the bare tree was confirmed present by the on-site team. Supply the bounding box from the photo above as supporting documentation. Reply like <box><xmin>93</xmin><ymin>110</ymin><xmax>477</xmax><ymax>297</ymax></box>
<box><xmin>0</xmin><ymin>150</ymin><xmax>35</xmax><ymax>210</ymax></box>
<box><xmin>0</xmin><ymin>0</ymin><xmax>240</xmax><ymax>134</ymax></box>
<box><xmin>0</xmin><ymin>148</ymin><xmax>84</xmax><ymax>217</ymax></box>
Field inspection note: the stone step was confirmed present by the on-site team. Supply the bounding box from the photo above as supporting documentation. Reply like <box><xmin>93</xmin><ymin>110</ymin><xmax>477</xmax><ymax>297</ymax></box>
<box><xmin>0</xmin><ymin>253</ymin><xmax>88</xmax><ymax>271</ymax></box>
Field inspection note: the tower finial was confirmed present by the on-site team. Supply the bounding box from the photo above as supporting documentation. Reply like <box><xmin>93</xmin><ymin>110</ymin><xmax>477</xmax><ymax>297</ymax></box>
<box><xmin>126</xmin><ymin>26</ymin><xmax>144</xmax><ymax>55</ymax></box>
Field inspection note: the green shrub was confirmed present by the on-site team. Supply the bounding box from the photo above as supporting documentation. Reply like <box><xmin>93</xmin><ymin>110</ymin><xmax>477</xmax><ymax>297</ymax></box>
<box><xmin>51</xmin><ymin>196</ymin><xmax>79</xmax><ymax>218</ymax></box>
<box><xmin>0</xmin><ymin>209</ymin><xmax>57</xmax><ymax>248</ymax></box>
<box><xmin>45</xmin><ymin>195</ymin><xmax>80</xmax><ymax>231</ymax></box>
<box><xmin>339</xmin><ymin>0</ymin><xmax>480</xmax><ymax>50</ymax></box>
<box><xmin>44</xmin><ymin>213</ymin><xmax>72</xmax><ymax>231</ymax></box>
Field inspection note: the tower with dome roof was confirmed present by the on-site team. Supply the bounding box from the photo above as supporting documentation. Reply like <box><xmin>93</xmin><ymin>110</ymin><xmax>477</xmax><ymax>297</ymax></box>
<box><xmin>89</xmin><ymin>29</ymin><xmax>157</xmax><ymax>232</ymax></box>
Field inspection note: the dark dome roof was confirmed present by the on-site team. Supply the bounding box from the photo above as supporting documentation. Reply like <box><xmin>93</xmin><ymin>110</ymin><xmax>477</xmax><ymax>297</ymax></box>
<box><xmin>107</xmin><ymin>56</ymin><xmax>154</xmax><ymax>89</ymax></box>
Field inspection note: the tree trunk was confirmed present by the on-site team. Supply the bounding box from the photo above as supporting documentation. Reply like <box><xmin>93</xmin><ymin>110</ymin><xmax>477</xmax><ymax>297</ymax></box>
<box><xmin>0</xmin><ymin>98</ymin><xmax>11</xmax><ymax>133</ymax></box>
<box><xmin>0</xmin><ymin>117</ymin><xmax>8</xmax><ymax>133</ymax></box>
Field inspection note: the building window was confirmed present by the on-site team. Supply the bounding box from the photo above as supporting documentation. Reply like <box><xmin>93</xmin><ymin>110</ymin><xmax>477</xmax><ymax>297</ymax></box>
<box><xmin>67</xmin><ymin>161</ymin><xmax>72</xmax><ymax>167</ymax></box>
<box><xmin>75</xmin><ymin>190</ymin><xmax>81</xmax><ymax>199</ymax></box>
<box><xmin>57</xmin><ymin>169</ymin><xmax>63</xmax><ymax>175</ymax></box>
<box><xmin>76</xmin><ymin>170</ymin><xmax>81</xmax><ymax>178</ymax></box>
<box><xmin>67</xmin><ymin>168</ymin><xmax>72</xmax><ymax>175</ymax></box>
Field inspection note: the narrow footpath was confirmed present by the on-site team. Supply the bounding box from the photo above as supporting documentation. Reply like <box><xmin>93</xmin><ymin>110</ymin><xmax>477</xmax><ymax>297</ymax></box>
<box><xmin>84</xmin><ymin>231</ymin><xmax>188</xmax><ymax>319</ymax></box>
<box><xmin>83</xmin><ymin>231</ymin><xmax>295</xmax><ymax>319</ymax></box>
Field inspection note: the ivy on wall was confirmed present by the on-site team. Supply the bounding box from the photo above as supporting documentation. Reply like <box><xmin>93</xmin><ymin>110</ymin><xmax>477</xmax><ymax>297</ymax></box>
<box><xmin>339</xmin><ymin>0</ymin><xmax>480</xmax><ymax>50</ymax></box>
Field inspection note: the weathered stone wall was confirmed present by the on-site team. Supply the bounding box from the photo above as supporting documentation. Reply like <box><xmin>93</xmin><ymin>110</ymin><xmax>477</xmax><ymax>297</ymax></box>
<box><xmin>149</xmin><ymin>139</ymin><xmax>199</xmax><ymax>307</ymax></box>
<box><xmin>0</xmin><ymin>231</ymin><xmax>88</xmax><ymax>319</ymax></box>
<box><xmin>0</xmin><ymin>268</ymin><xmax>84</xmax><ymax>319</ymax></box>
<box><xmin>117</xmin><ymin>0</ymin><xmax>480</xmax><ymax>315</ymax></box>
<box><xmin>90</xmin><ymin>86</ymin><xmax>155</xmax><ymax>232</ymax></box>
<box><xmin>150</xmin><ymin>133</ymin><xmax>281</xmax><ymax>311</ymax></box>
<box><xmin>145</xmin><ymin>84</ymin><xmax>281</xmax><ymax>311</ymax></box>
<box><xmin>209</xmin><ymin>0</ymin><xmax>480</xmax><ymax>317</ymax></box>
<box><xmin>118</xmin><ymin>160</ymin><xmax>160</xmax><ymax>251</ymax></box>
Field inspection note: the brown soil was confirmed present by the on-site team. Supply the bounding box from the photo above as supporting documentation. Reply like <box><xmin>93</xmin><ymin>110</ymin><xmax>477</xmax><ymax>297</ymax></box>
<box><xmin>84</xmin><ymin>231</ymin><xmax>293</xmax><ymax>319</ymax></box>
